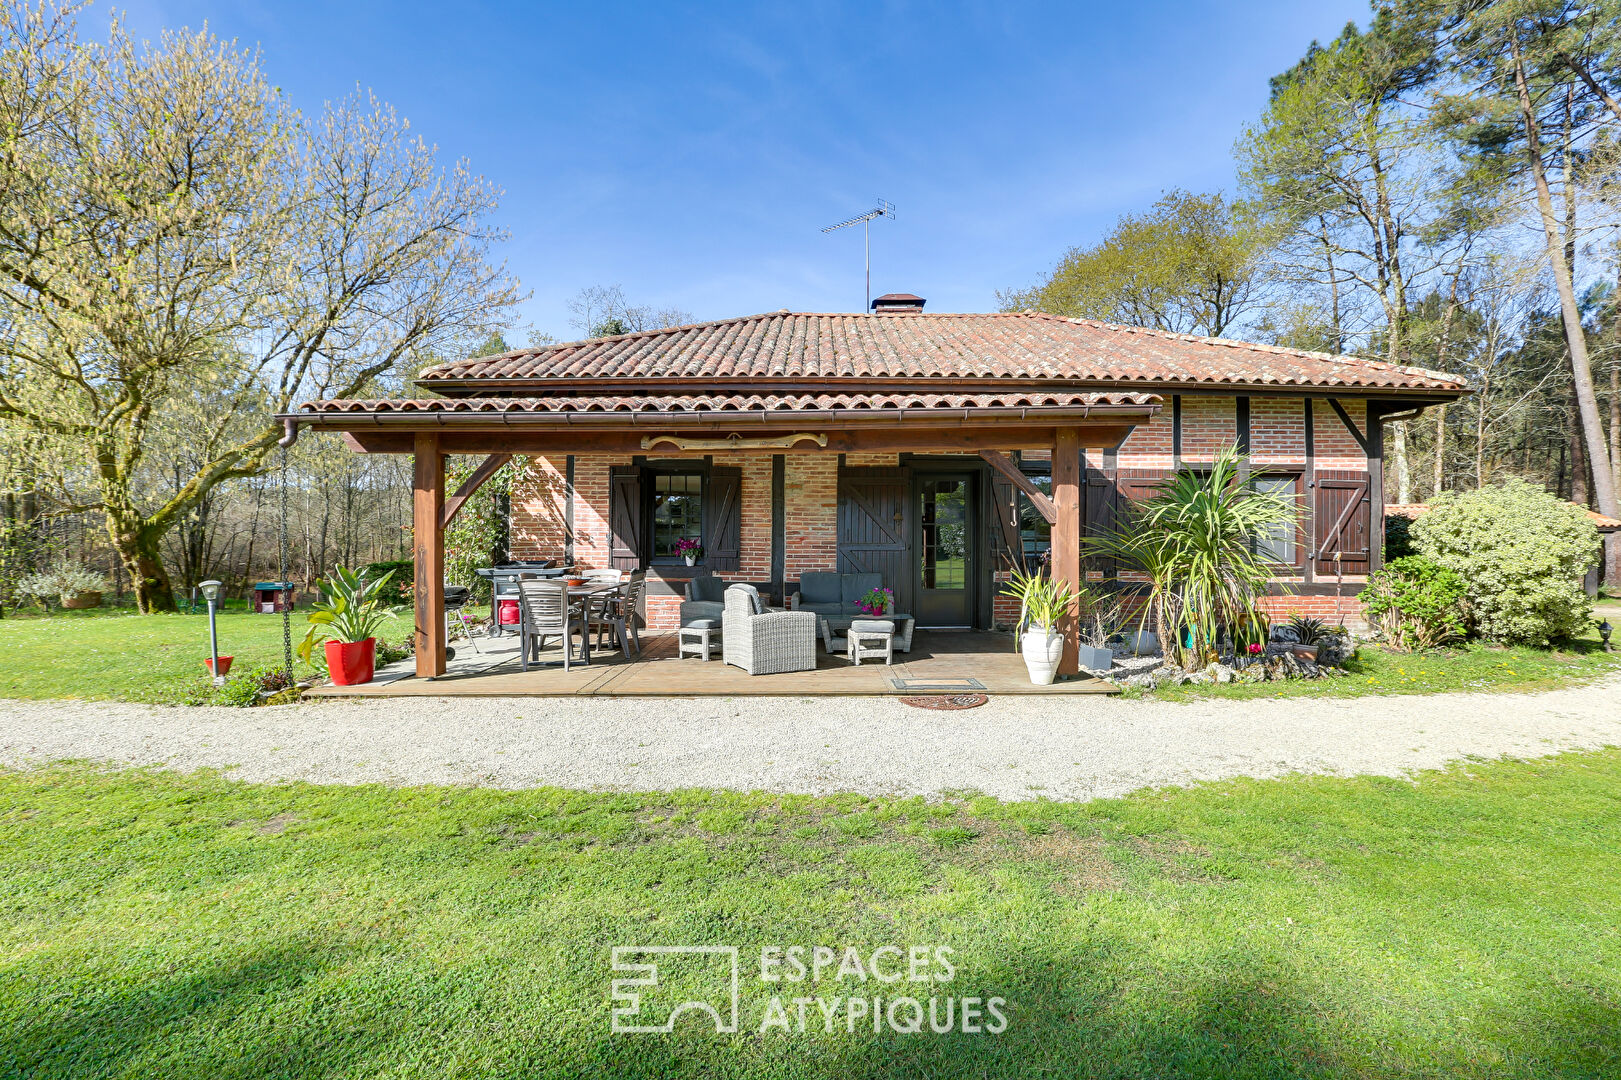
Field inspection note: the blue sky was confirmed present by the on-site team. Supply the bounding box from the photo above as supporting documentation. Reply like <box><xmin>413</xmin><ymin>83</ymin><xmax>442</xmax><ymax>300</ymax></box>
<box><xmin>116</xmin><ymin>1</ymin><xmax>1369</xmax><ymax>340</ymax></box>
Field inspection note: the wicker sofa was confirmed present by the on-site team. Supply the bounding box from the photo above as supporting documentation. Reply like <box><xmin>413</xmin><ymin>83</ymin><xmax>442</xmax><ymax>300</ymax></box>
<box><xmin>722</xmin><ymin>583</ymin><xmax>818</xmax><ymax>675</ymax></box>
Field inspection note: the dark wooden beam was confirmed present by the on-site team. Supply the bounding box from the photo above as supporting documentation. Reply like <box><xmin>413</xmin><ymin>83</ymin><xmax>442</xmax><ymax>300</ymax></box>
<box><xmin>1302</xmin><ymin>399</ymin><xmax>1315</xmax><ymax>586</ymax></box>
<box><xmin>1172</xmin><ymin>394</ymin><xmax>1183</xmax><ymax>467</ymax></box>
<box><xmin>412</xmin><ymin>433</ymin><xmax>446</xmax><ymax>679</ymax></box>
<box><xmin>441</xmin><ymin>452</ymin><xmax>511</xmax><ymax>529</ymax></box>
<box><xmin>770</xmin><ymin>454</ymin><xmax>786</xmax><ymax>602</ymax></box>
<box><xmin>1326</xmin><ymin>398</ymin><xmax>1371</xmax><ymax>454</ymax></box>
<box><xmin>978</xmin><ymin>450</ymin><xmax>1057</xmax><ymax>524</ymax></box>
<box><xmin>1052</xmin><ymin>428</ymin><xmax>1084</xmax><ymax>677</ymax></box>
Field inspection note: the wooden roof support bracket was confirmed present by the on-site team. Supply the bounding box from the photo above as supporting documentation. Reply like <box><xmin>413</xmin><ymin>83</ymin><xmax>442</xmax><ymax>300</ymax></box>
<box><xmin>442</xmin><ymin>452</ymin><xmax>512</xmax><ymax>529</ymax></box>
<box><xmin>979</xmin><ymin>450</ymin><xmax>1057</xmax><ymax>525</ymax></box>
<box><xmin>1325</xmin><ymin>398</ymin><xmax>1371</xmax><ymax>455</ymax></box>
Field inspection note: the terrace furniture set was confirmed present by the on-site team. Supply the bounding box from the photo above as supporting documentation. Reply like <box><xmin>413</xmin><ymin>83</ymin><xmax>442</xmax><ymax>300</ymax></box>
<box><xmin>680</xmin><ymin>572</ymin><xmax>914</xmax><ymax>674</ymax></box>
<box><xmin>516</xmin><ymin>569</ymin><xmax>647</xmax><ymax>671</ymax></box>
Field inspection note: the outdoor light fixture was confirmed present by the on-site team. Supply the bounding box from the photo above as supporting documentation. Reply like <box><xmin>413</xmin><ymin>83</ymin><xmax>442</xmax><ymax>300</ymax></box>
<box><xmin>200</xmin><ymin>579</ymin><xmax>224</xmax><ymax>684</ymax></box>
<box><xmin>1601</xmin><ymin>619</ymin><xmax>1614</xmax><ymax>651</ymax></box>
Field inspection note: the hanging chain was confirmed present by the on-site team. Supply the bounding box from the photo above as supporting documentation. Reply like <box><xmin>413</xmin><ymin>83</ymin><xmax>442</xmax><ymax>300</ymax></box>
<box><xmin>279</xmin><ymin>443</ymin><xmax>294</xmax><ymax>681</ymax></box>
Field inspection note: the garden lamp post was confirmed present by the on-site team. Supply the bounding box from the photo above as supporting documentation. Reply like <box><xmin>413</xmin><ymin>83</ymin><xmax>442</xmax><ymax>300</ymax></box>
<box><xmin>1600</xmin><ymin>619</ymin><xmax>1613</xmax><ymax>652</ymax></box>
<box><xmin>200</xmin><ymin>579</ymin><xmax>224</xmax><ymax>684</ymax></box>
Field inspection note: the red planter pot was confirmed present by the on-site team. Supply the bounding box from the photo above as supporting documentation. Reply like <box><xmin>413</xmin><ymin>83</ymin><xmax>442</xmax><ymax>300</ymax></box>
<box><xmin>325</xmin><ymin>638</ymin><xmax>377</xmax><ymax>686</ymax></box>
<box><xmin>203</xmin><ymin>655</ymin><xmax>233</xmax><ymax>676</ymax></box>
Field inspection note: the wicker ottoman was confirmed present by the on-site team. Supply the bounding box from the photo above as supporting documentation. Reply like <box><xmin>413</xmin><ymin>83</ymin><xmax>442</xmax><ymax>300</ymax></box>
<box><xmin>848</xmin><ymin>618</ymin><xmax>895</xmax><ymax>666</ymax></box>
<box><xmin>678</xmin><ymin>617</ymin><xmax>722</xmax><ymax>660</ymax></box>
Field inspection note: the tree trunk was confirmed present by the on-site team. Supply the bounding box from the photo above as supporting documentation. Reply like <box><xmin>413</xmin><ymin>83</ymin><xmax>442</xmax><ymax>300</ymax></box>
<box><xmin>1512</xmin><ymin>43</ymin><xmax>1620</xmax><ymax>518</ymax></box>
<box><xmin>1571</xmin><ymin>391</ymin><xmax>1590</xmax><ymax>507</ymax></box>
<box><xmin>1393</xmin><ymin>420</ymin><xmax>1412</xmax><ymax>503</ymax></box>
<box><xmin>107</xmin><ymin>515</ymin><xmax>179</xmax><ymax>613</ymax></box>
<box><xmin>1433</xmin><ymin>406</ymin><xmax>1447</xmax><ymax>498</ymax></box>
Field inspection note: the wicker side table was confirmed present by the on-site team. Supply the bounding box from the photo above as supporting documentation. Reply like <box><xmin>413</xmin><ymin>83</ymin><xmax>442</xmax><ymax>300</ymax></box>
<box><xmin>678</xmin><ymin>618</ymin><xmax>721</xmax><ymax>661</ymax></box>
<box><xmin>848</xmin><ymin>618</ymin><xmax>895</xmax><ymax>666</ymax></box>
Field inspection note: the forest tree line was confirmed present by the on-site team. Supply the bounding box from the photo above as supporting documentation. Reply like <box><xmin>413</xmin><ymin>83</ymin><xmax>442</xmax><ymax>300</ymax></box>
<box><xmin>1005</xmin><ymin>1</ymin><xmax>1621</xmax><ymax>582</ymax></box>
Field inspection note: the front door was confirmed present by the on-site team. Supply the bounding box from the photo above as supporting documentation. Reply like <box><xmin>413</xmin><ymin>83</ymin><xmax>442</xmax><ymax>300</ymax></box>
<box><xmin>914</xmin><ymin>473</ymin><xmax>975</xmax><ymax>627</ymax></box>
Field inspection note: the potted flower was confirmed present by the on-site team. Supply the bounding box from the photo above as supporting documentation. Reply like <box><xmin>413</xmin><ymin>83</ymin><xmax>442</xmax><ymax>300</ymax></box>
<box><xmin>1000</xmin><ymin>570</ymin><xmax>1080</xmax><ymax>685</ymax></box>
<box><xmin>855</xmin><ymin>586</ymin><xmax>893</xmax><ymax>616</ymax></box>
<box><xmin>297</xmin><ymin>566</ymin><xmax>399</xmax><ymax>685</ymax></box>
<box><xmin>673</xmin><ymin>538</ymin><xmax>702</xmax><ymax>566</ymax></box>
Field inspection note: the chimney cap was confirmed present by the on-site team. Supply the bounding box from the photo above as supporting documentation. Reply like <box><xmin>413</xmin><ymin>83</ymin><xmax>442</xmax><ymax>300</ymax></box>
<box><xmin>870</xmin><ymin>293</ymin><xmax>926</xmax><ymax>312</ymax></box>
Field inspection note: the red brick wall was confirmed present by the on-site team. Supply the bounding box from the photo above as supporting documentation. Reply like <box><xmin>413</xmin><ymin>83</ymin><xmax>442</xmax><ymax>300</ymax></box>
<box><xmin>1251</xmin><ymin>397</ymin><xmax>1306</xmax><ymax>465</ymax></box>
<box><xmin>1312</xmin><ymin>399</ymin><xmax>1368</xmax><ymax>469</ymax></box>
<box><xmin>1179</xmin><ymin>395</ymin><xmax>1236</xmax><ymax>461</ymax></box>
<box><xmin>508</xmin><ymin>456</ymin><xmax>570</xmax><ymax>562</ymax></box>
<box><xmin>784</xmin><ymin>455</ymin><xmax>838</xmax><ymax>577</ymax></box>
<box><xmin>1118</xmin><ymin>409</ymin><xmax>1175</xmax><ymax>468</ymax></box>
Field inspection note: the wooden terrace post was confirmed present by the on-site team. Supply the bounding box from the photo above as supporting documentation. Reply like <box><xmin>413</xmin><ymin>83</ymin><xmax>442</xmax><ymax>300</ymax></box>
<box><xmin>1051</xmin><ymin>427</ymin><xmax>1084</xmax><ymax>676</ymax></box>
<box><xmin>413</xmin><ymin>432</ymin><xmax>447</xmax><ymax>678</ymax></box>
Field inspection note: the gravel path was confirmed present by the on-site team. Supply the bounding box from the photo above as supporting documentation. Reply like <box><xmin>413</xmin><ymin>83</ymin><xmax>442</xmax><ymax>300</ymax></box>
<box><xmin>2</xmin><ymin>677</ymin><xmax>1620</xmax><ymax>801</ymax></box>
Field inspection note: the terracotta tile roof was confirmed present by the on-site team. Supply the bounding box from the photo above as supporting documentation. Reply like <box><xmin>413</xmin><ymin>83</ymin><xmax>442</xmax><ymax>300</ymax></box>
<box><xmin>419</xmin><ymin>311</ymin><xmax>1467</xmax><ymax>393</ymax></box>
<box><xmin>1388</xmin><ymin>502</ymin><xmax>1621</xmax><ymax>530</ymax></box>
<box><xmin>299</xmin><ymin>390</ymin><xmax>1160</xmax><ymax>416</ymax></box>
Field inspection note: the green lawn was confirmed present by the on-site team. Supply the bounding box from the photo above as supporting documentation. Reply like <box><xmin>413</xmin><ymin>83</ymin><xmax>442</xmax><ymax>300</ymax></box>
<box><xmin>0</xmin><ymin>608</ymin><xmax>302</xmax><ymax>704</ymax></box>
<box><xmin>1144</xmin><ymin>632</ymin><xmax>1621</xmax><ymax>702</ymax></box>
<box><xmin>2</xmin><ymin>755</ymin><xmax>1619</xmax><ymax>1077</ymax></box>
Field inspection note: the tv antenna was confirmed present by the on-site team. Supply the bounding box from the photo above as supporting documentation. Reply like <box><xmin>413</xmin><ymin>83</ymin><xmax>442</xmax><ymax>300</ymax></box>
<box><xmin>822</xmin><ymin>198</ymin><xmax>895</xmax><ymax>310</ymax></box>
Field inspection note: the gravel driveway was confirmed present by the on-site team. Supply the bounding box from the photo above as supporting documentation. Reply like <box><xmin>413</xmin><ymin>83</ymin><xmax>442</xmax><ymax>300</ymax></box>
<box><xmin>3</xmin><ymin>677</ymin><xmax>1620</xmax><ymax>801</ymax></box>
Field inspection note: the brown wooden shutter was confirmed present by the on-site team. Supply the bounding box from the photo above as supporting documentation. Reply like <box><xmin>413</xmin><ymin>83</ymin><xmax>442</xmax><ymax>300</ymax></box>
<box><xmin>704</xmin><ymin>466</ymin><xmax>742</xmax><ymax>572</ymax></box>
<box><xmin>1083</xmin><ymin>467</ymin><xmax>1118</xmax><ymax>578</ymax></box>
<box><xmin>608</xmin><ymin>467</ymin><xmax>643</xmax><ymax>571</ymax></box>
<box><xmin>989</xmin><ymin>474</ymin><xmax>1024</xmax><ymax>574</ymax></box>
<box><xmin>1314</xmin><ymin>470</ymin><xmax>1371</xmax><ymax>575</ymax></box>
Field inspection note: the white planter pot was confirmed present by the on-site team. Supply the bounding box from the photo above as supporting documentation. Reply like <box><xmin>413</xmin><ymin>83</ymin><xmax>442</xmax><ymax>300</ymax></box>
<box><xmin>1075</xmin><ymin>644</ymin><xmax>1115</xmax><ymax>673</ymax></box>
<box><xmin>683</xmin><ymin>555</ymin><xmax>696</xmax><ymax>566</ymax></box>
<box><xmin>1021</xmin><ymin>629</ymin><xmax>1065</xmax><ymax>685</ymax></box>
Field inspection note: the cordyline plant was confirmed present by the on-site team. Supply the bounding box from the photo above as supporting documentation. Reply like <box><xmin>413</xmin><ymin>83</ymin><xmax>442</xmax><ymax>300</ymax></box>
<box><xmin>297</xmin><ymin>566</ymin><xmax>399</xmax><ymax>669</ymax></box>
<box><xmin>0</xmin><ymin>2</ymin><xmax>519</xmax><ymax>612</ymax></box>
<box><xmin>1089</xmin><ymin>446</ymin><xmax>1298</xmax><ymax>670</ymax></box>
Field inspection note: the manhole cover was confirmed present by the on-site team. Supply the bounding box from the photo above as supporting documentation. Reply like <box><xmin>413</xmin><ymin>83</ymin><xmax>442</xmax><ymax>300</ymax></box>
<box><xmin>899</xmin><ymin>693</ymin><xmax>988</xmax><ymax>710</ymax></box>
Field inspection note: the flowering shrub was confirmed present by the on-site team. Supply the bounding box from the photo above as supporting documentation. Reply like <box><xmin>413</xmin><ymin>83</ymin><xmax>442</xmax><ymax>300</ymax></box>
<box><xmin>1359</xmin><ymin>556</ymin><xmax>1468</xmax><ymax>651</ymax></box>
<box><xmin>1410</xmin><ymin>479</ymin><xmax>1600</xmax><ymax>646</ymax></box>
<box><xmin>673</xmin><ymin>538</ymin><xmax>702</xmax><ymax>559</ymax></box>
<box><xmin>857</xmin><ymin>586</ymin><xmax>893</xmax><ymax>616</ymax></box>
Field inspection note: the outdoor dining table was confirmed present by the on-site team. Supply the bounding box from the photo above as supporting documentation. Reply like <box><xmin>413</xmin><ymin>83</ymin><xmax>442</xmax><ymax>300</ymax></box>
<box><xmin>531</xmin><ymin>581</ymin><xmax>620</xmax><ymax>665</ymax></box>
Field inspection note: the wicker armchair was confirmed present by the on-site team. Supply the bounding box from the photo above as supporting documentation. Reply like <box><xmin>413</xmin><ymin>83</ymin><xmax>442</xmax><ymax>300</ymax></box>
<box><xmin>722</xmin><ymin>583</ymin><xmax>817</xmax><ymax>675</ymax></box>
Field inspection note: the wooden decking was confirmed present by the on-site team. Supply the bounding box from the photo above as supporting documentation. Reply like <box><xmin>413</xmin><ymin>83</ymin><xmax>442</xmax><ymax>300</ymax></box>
<box><xmin>305</xmin><ymin>630</ymin><xmax>1118</xmax><ymax>698</ymax></box>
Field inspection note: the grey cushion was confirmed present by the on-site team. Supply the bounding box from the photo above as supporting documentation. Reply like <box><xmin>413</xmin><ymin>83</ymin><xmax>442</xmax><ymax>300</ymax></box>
<box><xmin>798</xmin><ymin>571</ymin><xmax>842</xmax><ymax>605</ymax></box>
<box><xmin>841</xmin><ymin>573</ymin><xmax>882</xmax><ymax>606</ymax></box>
<box><xmin>681</xmin><ymin>616</ymin><xmax>722</xmax><ymax>630</ymax></box>
<box><xmin>687</xmin><ymin>575</ymin><xmax>727</xmax><ymax>603</ymax></box>
<box><xmin>798</xmin><ymin>600</ymin><xmax>843</xmax><ymax>619</ymax></box>
<box><xmin>850</xmin><ymin>618</ymin><xmax>895</xmax><ymax>634</ymax></box>
<box><xmin>726</xmin><ymin>582</ymin><xmax>768</xmax><ymax>616</ymax></box>
<box><xmin>679</xmin><ymin>600</ymin><xmax>724</xmax><ymax>625</ymax></box>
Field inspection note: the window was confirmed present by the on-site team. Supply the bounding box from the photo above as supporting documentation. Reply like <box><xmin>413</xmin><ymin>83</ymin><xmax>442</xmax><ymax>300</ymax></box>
<box><xmin>1252</xmin><ymin>474</ymin><xmax>1299</xmax><ymax>564</ymax></box>
<box><xmin>1019</xmin><ymin>469</ymin><xmax>1052</xmax><ymax>567</ymax></box>
<box><xmin>650</xmin><ymin>472</ymin><xmax>703</xmax><ymax>561</ymax></box>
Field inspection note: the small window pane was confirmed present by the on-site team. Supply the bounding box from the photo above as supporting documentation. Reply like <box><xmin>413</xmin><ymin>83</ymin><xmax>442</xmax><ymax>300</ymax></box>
<box><xmin>1253</xmin><ymin>477</ymin><xmax>1296</xmax><ymax>563</ymax></box>
<box><xmin>652</xmin><ymin>473</ymin><xmax>703</xmax><ymax>559</ymax></box>
<box><xmin>1020</xmin><ymin>472</ymin><xmax>1052</xmax><ymax>567</ymax></box>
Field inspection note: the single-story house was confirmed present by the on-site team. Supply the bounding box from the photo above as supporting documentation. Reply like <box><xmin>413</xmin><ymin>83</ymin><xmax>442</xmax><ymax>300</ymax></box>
<box><xmin>290</xmin><ymin>294</ymin><xmax>1466</xmax><ymax>680</ymax></box>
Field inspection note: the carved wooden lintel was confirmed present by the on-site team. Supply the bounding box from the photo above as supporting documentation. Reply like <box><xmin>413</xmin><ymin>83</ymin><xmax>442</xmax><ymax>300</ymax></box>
<box><xmin>640</xmin><ymin>432</ymin><xmax>828</xmax><ymax>452</ymax></box>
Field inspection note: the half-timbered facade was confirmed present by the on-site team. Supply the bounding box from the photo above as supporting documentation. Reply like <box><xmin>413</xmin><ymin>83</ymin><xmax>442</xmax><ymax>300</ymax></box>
<box><xmin>291</xmin><ymin>300</ymin><xmax>1466</xmax><ymax>681</ymax></box>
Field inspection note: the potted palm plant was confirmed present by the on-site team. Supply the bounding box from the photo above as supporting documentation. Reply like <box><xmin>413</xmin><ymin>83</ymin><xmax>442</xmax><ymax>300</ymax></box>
<box><xmin>297</xmin><ymin>566</ymin><xmax>399</xmax><ymax>685</ymax></box>
<box><xmin>1001</xmin><ymin>570</ymin><xmax>1081</xmax><ymax>684</ymax></box>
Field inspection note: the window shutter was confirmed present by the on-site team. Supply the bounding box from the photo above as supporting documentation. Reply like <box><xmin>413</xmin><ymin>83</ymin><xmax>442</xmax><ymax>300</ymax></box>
<box><xmin>1314</xmin><ymin>471</ymin><xmax>1371</xmax><ymax>575</ymax></box>
<box><xmin>704</xmin><ymin>466</ymin><xmax>742</xmax><ymax>572</ymax></box>
<box><xmin>608</xmin><ymin>467</ymin><xmax>643</xmax><ymax>571</ymax></box>
<box><xmin>1083</xmin><ymin>467</ymin><xmax>1117</xmax><ymax>579</ymax></box>
<box><xmin>989</xmin><ymin>474</ymin><xmax>1024</xmax><ymax>574</ymax></box>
